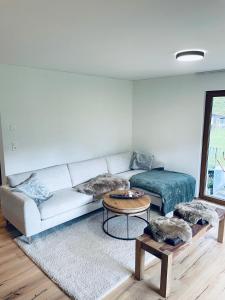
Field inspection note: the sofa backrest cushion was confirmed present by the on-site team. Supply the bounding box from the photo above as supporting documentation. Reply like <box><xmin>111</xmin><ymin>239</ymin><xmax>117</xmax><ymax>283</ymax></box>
<box><xmin>68</xmin><ymin>157</ymin><xmax>108</xmax><ymax>186</ymax></box>
<box><xmin>7</xmin><ymin>164</ymin><xmax>72</xmax><ymax>192</ymax></box>
<box><xmin>106</xmin><ymin>152</ymin><xmax>132</xmax><ymax>174</ymax></box>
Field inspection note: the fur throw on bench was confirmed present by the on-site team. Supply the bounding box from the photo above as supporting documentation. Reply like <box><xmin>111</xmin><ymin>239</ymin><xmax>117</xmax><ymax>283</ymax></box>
<box><xmin>174</xmin><ymin>200</ymin><xmax>219</xmax><ymax>226</ymax></box>
<box><xmin>147</xmin><ymin>217</ymin><xmax>192</xmax><ymax>243</ymax></box>
<box><xmin>74</xmin><ymin>174</ymin><xmax>129</xmax><ymax>197</ymax></box>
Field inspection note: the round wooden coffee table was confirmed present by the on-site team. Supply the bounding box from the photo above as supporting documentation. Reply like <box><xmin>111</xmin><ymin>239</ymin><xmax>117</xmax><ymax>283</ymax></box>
<box><xmin>102</xmin><ymin>190</ymin><xmax>151</xmax><ymax>240</ymax></box>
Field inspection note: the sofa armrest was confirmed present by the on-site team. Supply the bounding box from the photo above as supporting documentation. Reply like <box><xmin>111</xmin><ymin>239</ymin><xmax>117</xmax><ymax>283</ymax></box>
<box><xmin>0</xmin><ymin>186</ymin><xmax>41</xmax><ymax>237</ymax></box>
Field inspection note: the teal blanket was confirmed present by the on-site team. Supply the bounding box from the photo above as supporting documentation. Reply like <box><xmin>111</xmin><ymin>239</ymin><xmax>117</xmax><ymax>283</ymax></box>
<box><xmin>130</xmin><ymin>170</ymin><xmax>196</xmax><ymax>215</ymax></box>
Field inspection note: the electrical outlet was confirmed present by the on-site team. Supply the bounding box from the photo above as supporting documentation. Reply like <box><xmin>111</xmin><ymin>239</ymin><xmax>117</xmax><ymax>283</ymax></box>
<box><xmin>9</xmin><ymin>125</ymin><xmax>16</xmax><ymax>131</ymax></box>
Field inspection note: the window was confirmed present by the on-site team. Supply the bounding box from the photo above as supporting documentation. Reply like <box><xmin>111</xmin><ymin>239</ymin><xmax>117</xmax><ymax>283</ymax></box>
<box><xmin>200</xmin><ymin>90</ymin><xmax>225</xmax><ymax>205</ymax></box>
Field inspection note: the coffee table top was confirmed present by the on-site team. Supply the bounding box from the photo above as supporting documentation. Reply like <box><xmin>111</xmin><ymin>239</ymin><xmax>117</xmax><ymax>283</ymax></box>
<box><xmin>103</xmin><ymin>190</ymin><xmax>151</xmax><ymax>214</ymax></box>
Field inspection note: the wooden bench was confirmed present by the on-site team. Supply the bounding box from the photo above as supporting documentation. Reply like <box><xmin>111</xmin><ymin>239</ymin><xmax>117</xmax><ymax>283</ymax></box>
<box><xmin>135</xmin><ymin>208</ymin><xmax>225</xmax><ymax>298</ymax></box>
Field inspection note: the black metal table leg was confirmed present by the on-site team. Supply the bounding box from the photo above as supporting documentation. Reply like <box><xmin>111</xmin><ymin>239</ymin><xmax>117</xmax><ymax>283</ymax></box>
<box><xmin>127</xmin><ymin>215</ymin><xmax>129</xmax><ymax>239</ymax></box>
<box><xmin>106</xmin><ymin>210</ymin><xmax>109</xmax><ymax>232</ymax></box>
<box><xmin>102</xmin><ymin>203</ymin><xmax>150</xmax><ymax>240</ymax></box>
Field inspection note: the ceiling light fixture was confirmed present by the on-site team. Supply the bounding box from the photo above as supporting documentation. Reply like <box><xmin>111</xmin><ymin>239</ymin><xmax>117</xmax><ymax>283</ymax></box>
<box><xmin>175</xmin><ymin>50</ymin><xmax>205</xmax><ymax>62</ymax></box>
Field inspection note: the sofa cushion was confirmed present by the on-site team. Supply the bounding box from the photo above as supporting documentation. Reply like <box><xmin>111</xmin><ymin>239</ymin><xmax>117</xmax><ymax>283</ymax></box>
<box><xmin>8</xmin><ymin>172</ymin><xmax>32</xmax><ymax>188</ymax></box>
<box><xmin>7</xmin><ymin>164</ymin><xmax>72</xmax><ymax>192</ymax></box>
<box><xmin>39</xmin><ymin>188</ymin><xmax>93</xmax><ymax>220</ymax></box>
<box><xmin>115</xmin><ymin>170</ymin><xmax>145</xmax><ymax>180</ymax></box>
<box><xmin>68</xmin><ymin>158</ymin><xmax>108</xmax><ymax>186</ymax></box>
<box><xmin>106</xmin><ymin>152</ymin><xmax>132</xmax><ymax>174</ymax></box>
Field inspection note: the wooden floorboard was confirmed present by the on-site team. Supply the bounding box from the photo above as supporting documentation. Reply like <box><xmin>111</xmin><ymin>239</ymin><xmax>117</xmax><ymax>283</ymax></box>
<box><xmin>0</xmin><ymin>214</ymin><xmax>69</xmax><ymax>300</ymax></box>
<box><xmin>0</xmin><ymin>208</ymin><xmax>225</xmax><ymax>300</ymax></box>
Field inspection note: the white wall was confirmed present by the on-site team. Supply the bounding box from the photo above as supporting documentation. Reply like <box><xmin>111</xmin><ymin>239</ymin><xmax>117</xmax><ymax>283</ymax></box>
<box><xmin>0</xmin><ymin>65</ymin><xmax>132</xmax><ymax>176</ymax></box>
<box><xmin>2</xmin><ymin>63</ymin><xmax>225</xmax><ymax>193</ymax></box>
<box><xmin>133</xmin><ymin>72</ymin><xmax>225</xmax><ymax>194</ymax></box>
<box><xmin>0</xmin><ymin>115</ymin><xmax>6</xmax><ymax>184</ymax></box>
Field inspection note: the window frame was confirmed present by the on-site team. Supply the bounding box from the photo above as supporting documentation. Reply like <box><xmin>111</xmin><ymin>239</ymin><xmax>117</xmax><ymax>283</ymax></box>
<box><xmin>199</xmin><ymin>90</ymin><xmax>225</xmax><ymax>205</ymax></box>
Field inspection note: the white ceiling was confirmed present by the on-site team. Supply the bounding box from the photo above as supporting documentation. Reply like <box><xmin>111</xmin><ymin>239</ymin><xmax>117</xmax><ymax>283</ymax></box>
<box><xmin>1</xmin><ymin>0</ymin><xmax>225</xmax><ymax>80</ymax></box>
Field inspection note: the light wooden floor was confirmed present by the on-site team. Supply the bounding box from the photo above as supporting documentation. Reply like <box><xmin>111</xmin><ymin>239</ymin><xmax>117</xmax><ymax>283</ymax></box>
<box><xmin>1</xmin><ymin>210</ymin><xmax>225</xmax><ymax>300</ymax></box>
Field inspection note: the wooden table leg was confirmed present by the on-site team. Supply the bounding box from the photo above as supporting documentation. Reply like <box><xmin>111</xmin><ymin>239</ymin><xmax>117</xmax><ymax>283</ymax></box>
<box><xmin>135</xmin><ymin>239</ymin><xmax>145</xmax><ymax>280</ymax></box>
<box><xmin>218</xmin><ymin>218</ymin><xmax>225</xmax><ymax>243</ymax></box>
<box><xmin>160</xmin><ymin>252</ymin><xmax>172</xmax><ymax>298</ymax></box>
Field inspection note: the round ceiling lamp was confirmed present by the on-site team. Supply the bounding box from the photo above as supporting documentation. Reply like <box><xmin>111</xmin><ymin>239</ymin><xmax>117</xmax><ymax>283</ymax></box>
<box><xmin>175</xmin><ymin>50</ymin><xmax>205</xmax><ymax>62</ymax></box>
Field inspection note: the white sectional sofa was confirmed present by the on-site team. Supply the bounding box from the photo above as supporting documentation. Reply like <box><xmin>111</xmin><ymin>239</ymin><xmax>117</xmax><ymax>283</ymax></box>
<box><xmin>0</xmin><ymin>152</ymin><xmax>163</xmax><ymax>241</ymax></box>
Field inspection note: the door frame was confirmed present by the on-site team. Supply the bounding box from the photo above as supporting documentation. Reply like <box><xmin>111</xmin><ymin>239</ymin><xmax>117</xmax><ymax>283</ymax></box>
<box><xmin>199</xmin><ymin>90</ymin><xmax>225</xmax><ymax>205</ymax></box>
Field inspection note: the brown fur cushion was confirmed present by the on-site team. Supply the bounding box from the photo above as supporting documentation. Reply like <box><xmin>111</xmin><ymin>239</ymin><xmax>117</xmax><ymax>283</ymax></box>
<box><xmin>148</xmin><ymin>217</ymin><xmax>192</xmax><ymax>242</ymax></box>
<box><xmin>174</xmin><ymin>200</ymin><xmax>219</xmax><ymax>226</ymax></box>
<box><xmin>73</xmin><ymin>174</ymin><xmax>129</xmax><ymax>197</ymax></box>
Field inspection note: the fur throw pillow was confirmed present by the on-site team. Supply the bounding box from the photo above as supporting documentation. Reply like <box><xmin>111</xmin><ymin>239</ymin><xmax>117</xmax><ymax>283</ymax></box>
<box><xmin>74</xmin><ymin>174</ymin><xmax>129</xmax><ymax>197</ymax></box>
<box><xmin>174</xmin><ymin>201</ymin><xmax>219</xmax><ymax>226</ymax></box>
<box><xmin>148</xmin><ymin>217</ymin><xmax>192</xmax><ymax>243</ymax></box>
<box><xmin>130</xmin><ymin>151</ymin><xmax>154</xmax><ymax>170</ymax></box>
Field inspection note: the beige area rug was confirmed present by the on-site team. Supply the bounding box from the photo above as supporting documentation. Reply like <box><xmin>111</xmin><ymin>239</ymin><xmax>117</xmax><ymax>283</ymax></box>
<box><xmin>15</xmin><ymin>209</ymin><xmax>160</xmax><ymax>300</ymax></box>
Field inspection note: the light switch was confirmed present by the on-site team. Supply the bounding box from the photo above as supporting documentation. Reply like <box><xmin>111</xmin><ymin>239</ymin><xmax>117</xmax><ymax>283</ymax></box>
<box><xmin>11</xmin><ymin>143</ymin><xmax>17</xmax><ymax>151</ymax></box>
